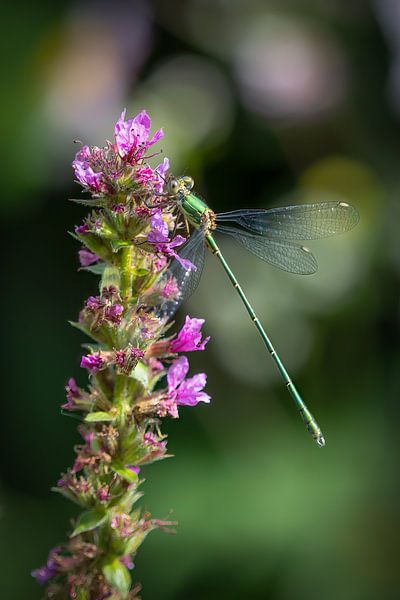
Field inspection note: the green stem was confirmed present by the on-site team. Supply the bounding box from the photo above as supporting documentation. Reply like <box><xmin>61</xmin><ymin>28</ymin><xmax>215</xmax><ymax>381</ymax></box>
<box><xmin>120</xmin><ymin>246</ymin><xmax>133</xmax><ymax>300</ymax></box>
<box><xmin>114</xmin><ymin>374</ymin><xmax>129</xmax><ymax>421</ymax></box>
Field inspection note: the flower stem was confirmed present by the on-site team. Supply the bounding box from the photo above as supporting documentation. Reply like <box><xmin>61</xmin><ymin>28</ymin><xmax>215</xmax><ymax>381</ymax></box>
<box><xmin>120</xmin><ymin>246</ymin><xmax>133</xmax><ymax>300</ymax></box>
<box><xmin>114</xmin><ymin>373</ymin><xmax>129</xmax><ymax>420</ymax></box>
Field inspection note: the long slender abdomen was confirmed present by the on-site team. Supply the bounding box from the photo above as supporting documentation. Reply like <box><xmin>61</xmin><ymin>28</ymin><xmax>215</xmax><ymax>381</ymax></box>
<box><xmin>205</xmin><ymin>232</ymin><xmax>325</xmax><ymax>447</ymax></box>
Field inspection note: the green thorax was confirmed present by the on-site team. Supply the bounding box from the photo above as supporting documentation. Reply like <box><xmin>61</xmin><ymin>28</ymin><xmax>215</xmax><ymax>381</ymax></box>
<box><xmin>180</xmin><ymin>192</ymin><xmax>211</xmax><ymax>229</ymax></box>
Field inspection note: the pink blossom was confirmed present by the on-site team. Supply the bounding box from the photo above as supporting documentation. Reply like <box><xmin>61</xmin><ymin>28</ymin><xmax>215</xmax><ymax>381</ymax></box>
<box><xmin>120</xmin><ymin>556</ymin><xmax>135</xmax><ymax>570</ymax></box>
<box><xmin>31</xmin><ymin>547</ymin><xmax>60</xmax><ymax>584</ymax></box>
<box><xmin>62</xmin><ymin>378</ymin><xmax>81</xmax><ymax>410</ymax></box>
<box><xmin>166</xmin><ymin>356</ymin><xmax>210</xmax><ymax>411</ymax></box>
<box><xmin>154</xmin><ymin>157</ymin><xmax>170</xmax><ymax>193</ymax></box>
<box><xmin>162</xmin><ymin>277</ymin><xmax>180</xmax><ymax>299</ymax></box>
<box><xmin>154</xmin><ymin>255</ymin><xmax>168</xmax><ymax>272</ymax></box>
<box><xmin>80</xmin><ymin>354</ymin><xmax>105</xmax><ymax>372</ymax></box>
<box><xmin>114</xmin><ymin>109</ymin><xmax>163</xmax><ymax>161</ymax></box>
<box><xmin>72</xmin><ymin>146</ymin><xmax>104</xmax><ymax>193</ymax></box>
<box><xmin>136</xmin><ymin>165</ymin><xmax>155</xmax><ymax>185</ymax></box>
<box><xmin>127</xmin><ymin>466</ymin><xmax>141</xmax><ymax>475</ymax></box>
<box><xmin>75</xmin><ymin>223</ymin><xmax>89</xmax><ymax>234</ymax></box>
<box><xmin>111</xmin><ymin>203</ymin><xmax>125</xmax><ymax>213</ymax></box>
<box><xmin>79</xmin><ymin>249</ymin><xmax>99</xmax><ymax>267</ymax></box>
<box><xmin>115</xmin><ymin>347</ymin><xmax>144</xmax><ymax>374</ymax></box>
<box><xmin>105</xmin><ymin>303</ymin><xmax>124</xmax><ymax>323</ymax></box>
<box><xmin>85</xmin><ymin>296</ymin><xmax>101</xmax><ymax>310</ymax></box>
<box><xmin>97</xmin><ymin>486</ymin><xmax>109</xmax><ymax>502</ymax></box>
<box><xmin>170</xmin><ymin>316</ymin><xmax>210</xmax><ymax>352</ymax></box>
<box><xmin>147</xmin><ymin>210</ymin><xmax>169</xmax><ymax>244</ymax></box>
<box><xmin>148</xmin><ymin>211</ymin><xmax>195</xmax><ymax>271</ymax></box>
<box><xmin>144</xmin><ymin>431</ymin><xmax>167</xmax><ymax>451</ymax></box>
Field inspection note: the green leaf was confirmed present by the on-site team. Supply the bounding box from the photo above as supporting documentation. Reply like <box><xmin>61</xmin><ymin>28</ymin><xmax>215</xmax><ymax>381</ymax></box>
<box><xmin>102</xmin><ymin>558</ymin><xmax>131</xmax><ymax>597</ymax></box>
<box><xmin>100</xmin><ymin>265</ymin><xmax>120</xmax><ymax>291</ymax></box>
<box><xmin>81</xmin><ymin>262</ymin><xmax>106</xmax><ymax>275</ymax></box>
<box><xmin>69</xmin><ymin>197</ymin><xmax>107</xmax><ymax>207</ymax></box>
<box><xmin>69</xmin><ymin>321</ymin><xmax>100</xmax><ymax>343</ymax></box>
<box><xmin>85</xmin><ymin>411</ymin><xmax>115</xmax><ymax>423</ymax></box>
<box><xmin>133</xmin><ymin>267</ymin><xmax>149</xmax><ymax>277</ymax></box>
<box><xmin>111</xmin><ymin>463</ymin><xmax>139</xmax><ymax>484</ymax></box>
<box><xmin>130</xmin><ymin>362</ymin><xmax>149</xmax><ymax>390</ymax></box>
<box><xmin>51</xmin><ymin>486</ymin><xmax>83</xmax><ymax>507</ymax></box>
<box><xmin>71</xmin><ymin>508</ymin><xmax>107</xmax><ymax>537</ymax></box>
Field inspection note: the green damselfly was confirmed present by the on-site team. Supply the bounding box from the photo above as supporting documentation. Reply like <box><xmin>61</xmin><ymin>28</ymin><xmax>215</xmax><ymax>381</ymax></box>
<box><xmin>161</xmin><ymin>176</ymin><xmax>359</xmax><ymax>447</ymax></box>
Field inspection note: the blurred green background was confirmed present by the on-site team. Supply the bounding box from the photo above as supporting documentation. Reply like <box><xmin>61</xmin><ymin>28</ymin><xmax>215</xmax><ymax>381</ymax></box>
<box><xmin>2</xmin><ymin>1</ymin><xmax>400</xmax><ymax>598</ymax></box>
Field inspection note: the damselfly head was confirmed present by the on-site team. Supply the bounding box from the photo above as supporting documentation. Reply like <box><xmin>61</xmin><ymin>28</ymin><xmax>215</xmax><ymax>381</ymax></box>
<box><xmin>165</xmin><ymin>175</ymin><xmax>194</xmax><ymax>197</ymax></box>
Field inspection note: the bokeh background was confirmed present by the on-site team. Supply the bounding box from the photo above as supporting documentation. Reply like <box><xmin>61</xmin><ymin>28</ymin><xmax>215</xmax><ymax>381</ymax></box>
<box><xmin>1</xmin><ymin>0</ymin><xmax>400</xmax><ymax>598</ymax></box>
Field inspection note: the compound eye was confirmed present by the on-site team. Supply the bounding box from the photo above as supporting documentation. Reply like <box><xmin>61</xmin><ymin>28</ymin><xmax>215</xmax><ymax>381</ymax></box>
<box><xmin>182</xmin><ymin>176</ymin><xmax>194</xmax><ymax>190</ymax></box>
<box><xmin>168</xmin><ymin>178</ymin><xmax>180</xmax><ymax>195</ymax></box>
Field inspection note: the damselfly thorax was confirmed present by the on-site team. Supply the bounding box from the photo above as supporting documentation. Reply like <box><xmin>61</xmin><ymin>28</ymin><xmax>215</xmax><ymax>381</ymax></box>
<box><xmin>166</xmin><ymin>176</ymin><xmax>217</xmax><ymax>234</ymax></box>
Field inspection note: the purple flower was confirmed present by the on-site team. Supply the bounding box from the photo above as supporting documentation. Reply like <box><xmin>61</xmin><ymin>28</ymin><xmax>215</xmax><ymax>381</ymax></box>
<box><xmin>170</xmin><ymin>316</ymin><xmax>210</xmax><ymax>353</ymax></box>
<box><xmin>115</xmin><ymin>347</ymin><xmax>144</xmax><ymax>374</ymax></box>
<box><xmin>167</xmin><ymin>356</ymin><xmax>210</xmax><ymax>408</ymax></box>
<box><xmin>120</xmin><ymin>556</ymin><xmax>135</xmax><ymax>570</ymax></box>
<box><xmin>75</xmin><ymin>223</ymin><xmax>89</xmax><ymax>234</ymax></box>
<box><xmin>85</xmin><ymin>295</ymin><xmax>101</xmax><ymax>310</ymax></box>
<box><xmin>79</xmin><ymin>249</ymin><xmax>99</xmax><ymax>267</ymax></box>
<box><xmin>154</xmin><ymin>157</ymin><xmax>170</xmax><ymax>193</ymax></box>
<box><xmin>154</xmin><ymin>255</ymin><xmax>168</xmax><ymax>272</ymax></box>
<box><xmin>105</xmin><ymin>303</ymin><xmax>124</xmax><ymax>323</ymax></box>
<box><xmin>97</xmin><ymin>486</ymin><xmax>109</xmax><ymax>502</ymax></box>
<box><xmin>130</xmin><ymin>347</ymin><xmax>145</xmax><ymax>359</ymax></box>
<box><xmin>127</xmin><ymin>466</ymin><xmax>141</xmax><ymax>475</ymax></box>
<box><xmin>136</xmin><ymin>165</ymin><xmax>155</xmax><ymax>185</ymax></box>
<box><xmin>80</xmin><ymin>354</ymin><xmax>105</xmax><ymax>372</ymax></box>
<box><xmin>114</xmin><ymin>109</ymin><xmax>163</xmax><ymax>161</ymax></box>
<box><xmin>148</xmin><ymin>211</ymin><xmax>195</xmax><ymax>271</ymax></box>
<box><xmin>62</xmin><ymin>378</ymin><xmax>82</xmax><ymax>410</ymax></box>
<box><xmin>147</xmin><ymin>210</ymin><xmax>169</xmax><ymax>244</ymax></box>
<box><xmin>72</xmin><ymin>146</ymin><xmax>104</xmax><ymax>193</ymax></box>
<box><xmin>144</xmin><ymin>431</ymin><xmax>167</xmax><ymax>451</ymax></box>
<box><xmin>31</xmin><ymin>547</ymin><xmax>60</xmax><ymax>585</ymax></box>
<box><xmin>111</xmin><ymin>203</ymin><xmax>125</xmax><ymax>213</ymax></box>
<box><xmin>162</xmin><ymin>277</ymin><xmax>180</xmax><ymax>299</ymax></box>
<box><xmin>164</xmin><ymin>235</ymin><xmax>196</xmax><ymax>271</ymax></box>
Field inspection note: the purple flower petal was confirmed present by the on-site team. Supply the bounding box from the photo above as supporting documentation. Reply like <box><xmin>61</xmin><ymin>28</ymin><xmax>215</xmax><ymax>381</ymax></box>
<box><xmin>148</xmin><ymin>210</ymin><xmax>169</xmax><ymax>244</ymax></box>
<box><xmin>80</xmin><ymin>354</ymin><xmax>105</xmax><ymax>372</ymax></box>
<box><xmin>114</xmin><ymin>109</ymin><xmax>163</xmax><ymax>161</ymax></box>
<box><xmin>171</xmin><ymin>252</ymin><xmax>196</xmax><ymax>272</ymax></box>
<box><xmin>170</xmin><ymin>316</ymin><xmax>210</xmax><ymax>352</ymax></box>
<box><xmin>154</xmin><ymin>157</ymin><xmax>170</xmax><ymax>193</ymax></box>
<box><xmin>120</xmin><ymin>555</ymin><xmax>135</xmax><ymax>570</ymax></box>
<box><xmin>167</xmin><ymin>356</ymin><xmax>189</xmax><ymax>391</ymax></box>
<box><xmin>79</xmin><ymin>249</ymin><xmax>99</xmax><ymax>267</ymax></box>
<box><xmin>147</xmin><ymin>127</ymin><xmax>164</xmax><ymax>146</ymax></box>
<box><xmin>105</xmin><ymin>303</ymin><xmax>124</xmax><ymax>323</ymax></box>
<box><xmin>176</xmin><ymin>372</ymin><xmax>210</xmax><ymax>406</ymax></box>
<box><xmin>75</xmin><ymin>223</ymin><xmax>89</xmax><ymax>234</ymax></box>
<box><xmin>127</xmin><ymin>466</ymin><xmax>141</xmax><ymax>475</ymax></box>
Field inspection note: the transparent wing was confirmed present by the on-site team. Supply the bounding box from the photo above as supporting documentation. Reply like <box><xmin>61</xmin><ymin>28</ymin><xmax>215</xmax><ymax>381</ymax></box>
<box><xmin>216</xmin><ymin>201</ymin><xmax>359</xmax><ymax>240</ymax></box>
<box><xmin>160</xmin><ymin>228</ymin><xmax>206</xmax><ymax>318</ymax></box>
<box><xmin>217</xmin><ymin>225</ymin><xmax>318</xmax><ymax>274</ymax></box>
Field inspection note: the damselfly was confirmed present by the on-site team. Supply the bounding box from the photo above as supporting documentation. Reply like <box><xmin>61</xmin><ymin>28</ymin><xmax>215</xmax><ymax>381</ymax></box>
<box><xmin>161</xmin><ymin>176</ymin><xmax>359</xmax><ymax>447</ymax></box>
